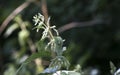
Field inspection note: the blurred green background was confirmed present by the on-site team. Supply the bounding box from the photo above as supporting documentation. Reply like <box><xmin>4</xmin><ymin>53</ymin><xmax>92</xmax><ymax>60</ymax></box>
<box><xmin>0</xmin><ymin>0</ymin><xmax>120</xmax><ymax>75</ymax></box>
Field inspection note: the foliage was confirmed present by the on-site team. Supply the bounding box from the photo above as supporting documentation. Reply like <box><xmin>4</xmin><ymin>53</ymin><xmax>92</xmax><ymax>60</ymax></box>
<box><xmin>14</xmin><ymin>13</ymin><xmax>70</xmax><ymax>75</ymax></box>
<box><xmin>1</xmin><ymin>0</ymin><xmax>120</xmax><ymax>75</ymax></box>
<box><xmin>110</xmin><ymin>61</ymin><xmax>116</xmax><ymax>75</ymax></box>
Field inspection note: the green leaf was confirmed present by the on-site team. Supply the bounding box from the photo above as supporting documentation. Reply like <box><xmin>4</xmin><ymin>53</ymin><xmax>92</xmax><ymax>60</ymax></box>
<box><xmin>24</xmin><ymin>53</ymin><xmax>42</xmax><ymax>64</ymax></box>
<box><xmin>23</xmin><ymin>51</ymin><xmax>51</xmax><ymax>64</ymax></box>
<box><xmin>37</xmin><ymin>40</ymin><xmax>46</xmax><ymax>52</ymax></box>
<box><xmin>49</xmin><ymin>56</ymin><xmax>70</xmax><ymax>70</ymax></box>
<box><xmin>110</xmin><ymin>61</ymin><xmax>116</xmax><ymax>74</ymax></box>
<box><xmin>60</xmin><ymin>72</ymin><xmax>68</xmax><ymax>75</ymax></box>
<box><xmin>15</xmin><ymin>53</ymin><xmax>42</xmax><ymax>75</ymax></box>
<box><xmin>68</xmin><ymin>71</ymin><xmax>81</xmax><ymax>75</ymax></box>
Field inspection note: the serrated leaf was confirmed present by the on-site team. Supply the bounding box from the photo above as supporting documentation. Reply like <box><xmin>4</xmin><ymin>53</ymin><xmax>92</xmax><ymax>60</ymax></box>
<box><xmin>37</xmin><ymin>40</ymin><xmax>46</xmax><ymax>52</ymax></box>
<box><xmin>15</xmin><ymin>53</ymin><xmax>42</xmax><ymax>75</ymax></box>
<box><xmin>15</xmin><ymin>50</ymin><xmax>51</xmax><ymax>75</ymax></box>
<box><xmin>110</xmin><ymin>61</ymin><xmax>116</xmax><ymax>74</ymax></box>
<box><xmin>24</xmin><ymin>53</ymin><xmax>42</xmax><ymax>64</ymax></box>
<box><xmin>24</xmin><ymin>50</ymin><xmax>51</xmax><ymax>64</ymax></box>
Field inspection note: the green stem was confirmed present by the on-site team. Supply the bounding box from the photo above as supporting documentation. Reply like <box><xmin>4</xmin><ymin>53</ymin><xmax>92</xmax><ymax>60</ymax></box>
<box><xmin>43</xmin><ymin>22</ymin><xmax>54</xmax><ymax>40</ymax></box>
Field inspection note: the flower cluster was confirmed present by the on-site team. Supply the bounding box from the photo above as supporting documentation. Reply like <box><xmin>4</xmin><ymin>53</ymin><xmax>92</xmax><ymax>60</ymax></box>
<box><xmin>33</xmin><ymin>13</ymin><xmax>70</xmax><ymax>72</ymax></box>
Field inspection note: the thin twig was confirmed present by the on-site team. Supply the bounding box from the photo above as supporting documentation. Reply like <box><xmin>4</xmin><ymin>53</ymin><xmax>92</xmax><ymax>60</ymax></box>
<box><xmin>41</xmin><ymin>0</ymin><xmax>54</xmax><ymax>39</ymax></box>
<box><xmin>58</xmin><ymin>18</ymin><xmax>104</xmax><ymax>33</ymax></box>
<box><xmin>41</xmin><ymin>0</ymin><xmax>48</xmax><ymax>24</ymax></box>
<box><xmin>0</xmin><ymin>0</ymin><xmax>33</xmax><ymax>35</ymax></box>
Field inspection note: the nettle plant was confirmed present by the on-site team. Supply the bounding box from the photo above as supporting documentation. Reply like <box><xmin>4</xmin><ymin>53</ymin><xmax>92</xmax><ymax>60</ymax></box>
<box><xmin>16</xmin><ymin>13</ymin><xmax>82</xmax><ymax>75</ymax></box>
<box><xmin>33</xmin><ymin>13</ymin><xmax>70</xmax><ymax>73</ymax></box>
<box><xmin>14</xmin><ymin>13</ymin><xmax>120</xmax><ymax>75</ymax></box>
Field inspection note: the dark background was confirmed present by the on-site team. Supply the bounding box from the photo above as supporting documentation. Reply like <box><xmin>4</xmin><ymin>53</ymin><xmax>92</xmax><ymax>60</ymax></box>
<box><xmin>0</xmin><ymin>0</ymin><xmax>120</xmax><ymax>75</ymax></box>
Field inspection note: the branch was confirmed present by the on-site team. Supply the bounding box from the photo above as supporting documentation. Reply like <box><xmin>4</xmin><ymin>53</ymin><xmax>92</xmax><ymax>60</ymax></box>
<box><xmin>0</xmin><ymin>0</ymin><xmax>34</xmax><ymax>35</ymax></box>
<box><xmin>41</xmin><ymin>0</ymin><xmax>48</xmax><ymax>23</ymax></box>
<box><xmin>58</xmin><ymin>18</ymin><xmax>105</xmax><ymax>33</ymax></box>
